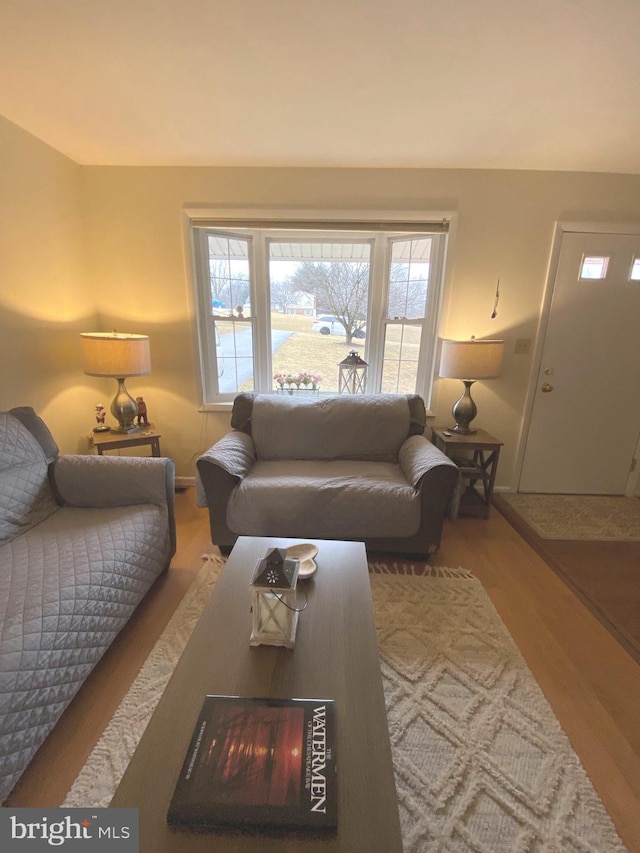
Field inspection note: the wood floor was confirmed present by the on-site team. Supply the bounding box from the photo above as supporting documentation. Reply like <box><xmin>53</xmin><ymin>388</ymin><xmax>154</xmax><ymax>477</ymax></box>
<box><xmin>494</xmin><ymin>493</ymin><xmax>640</xmax><ymax>666</ymax></box>
<box><xmin>7</xmin><ymin>489</ymin><xmax>640</xmax><ymax>851</ymax></box>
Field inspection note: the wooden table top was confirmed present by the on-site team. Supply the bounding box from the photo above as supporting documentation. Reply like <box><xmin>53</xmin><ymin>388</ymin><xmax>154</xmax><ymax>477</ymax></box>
<box><xmin>431</xmin><ymin>425</ymin><xmax>503</xmax><ymax>450</ymax></box>
<box><xmin>88</xmin><ymin>424</ymin><xmax>161</xmax><ymax>449</ymax></box>
<box><xmin>111</xmin><ymin>536</ymin><xmax>402</xmax><ymax>853</ymax></box>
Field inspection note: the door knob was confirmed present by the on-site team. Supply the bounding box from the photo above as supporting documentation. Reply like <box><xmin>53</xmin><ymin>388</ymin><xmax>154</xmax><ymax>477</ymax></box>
<box><xmin>541</xmin><ymin>383</ymin><xmax>554</xmax><ymax>393</ymax></box>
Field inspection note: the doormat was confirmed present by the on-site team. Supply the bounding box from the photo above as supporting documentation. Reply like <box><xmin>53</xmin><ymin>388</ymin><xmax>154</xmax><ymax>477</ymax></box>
<box><xmin>499</xmin><ymin>493</ymin><xmax>640</xmax><ymax>541</ymax></box>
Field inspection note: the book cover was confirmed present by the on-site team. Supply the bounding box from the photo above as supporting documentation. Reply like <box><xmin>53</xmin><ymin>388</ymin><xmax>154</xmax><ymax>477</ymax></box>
<box><xmin>167</xmin><ymin>695</ymin><xmax>337</xmax><ymax>830</ymax></box>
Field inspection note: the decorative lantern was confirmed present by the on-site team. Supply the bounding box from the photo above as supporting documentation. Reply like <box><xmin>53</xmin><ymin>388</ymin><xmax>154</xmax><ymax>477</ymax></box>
<box><xmin>250</xmin><ymin>548</ymin><xmax>302</xmax><ymax>648</ymax></box>
<box><xmin>338</xmin><ymin>350</ymin><xmax>368</xmax><ymax>394</ymax></box>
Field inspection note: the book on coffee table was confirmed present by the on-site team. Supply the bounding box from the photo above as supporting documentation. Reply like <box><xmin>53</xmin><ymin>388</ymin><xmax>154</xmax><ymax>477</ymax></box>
<box><xmin>167</xmin><ymin>695</ymin><xmax>337</xmax><ymax>831</ymax></box>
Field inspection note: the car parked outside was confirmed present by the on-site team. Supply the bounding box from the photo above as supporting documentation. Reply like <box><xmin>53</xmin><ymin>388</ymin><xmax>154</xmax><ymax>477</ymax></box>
<box><xmin>311</xmin><ymin>316</ymin><xmax>366</xmax><ymax>338</ymax></box>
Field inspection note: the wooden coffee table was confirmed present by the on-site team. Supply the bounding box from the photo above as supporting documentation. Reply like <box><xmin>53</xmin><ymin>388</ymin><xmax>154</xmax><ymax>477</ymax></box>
<box><xmin>111</xmin><ymin>536</ymin><xmax>402</xmax><ymax>852</ymax></box>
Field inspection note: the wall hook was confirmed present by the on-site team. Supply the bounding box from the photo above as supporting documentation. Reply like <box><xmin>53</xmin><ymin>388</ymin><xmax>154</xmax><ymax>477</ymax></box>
<box><xmin>491</xmin><ymin>279</ymin><xmax>500</xmax><ymax>319</ymax></box>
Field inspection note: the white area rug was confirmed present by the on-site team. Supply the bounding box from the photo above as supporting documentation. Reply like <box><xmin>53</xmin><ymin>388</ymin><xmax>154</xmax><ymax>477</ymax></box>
<box><xmin>64</xmin><ymin>555</ymin><xmax>625</xmax><ymax>852</ymax></box>
<box><xmin>501</xmin><ymin>493</ymin><xmax>640</xmax><ymax>540</ymax></box>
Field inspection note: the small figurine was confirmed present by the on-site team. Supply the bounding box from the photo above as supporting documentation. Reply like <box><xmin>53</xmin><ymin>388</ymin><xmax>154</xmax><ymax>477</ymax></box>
<box><xmin>93</xmin><ymin>403</ymin><xmax>110</xmax><ymax>433</ymax></box>
<box><xmin>135</xmin><ymin>397</ymin><xmax>148</xmax><ymax>426</ymax></box>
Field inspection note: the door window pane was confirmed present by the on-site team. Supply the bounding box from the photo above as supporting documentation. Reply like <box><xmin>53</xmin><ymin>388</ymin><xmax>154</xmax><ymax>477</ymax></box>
<box><xmin>579</xmin><ymin>255</ymin><xmax>609</xmax><ymax>280</ymax></box>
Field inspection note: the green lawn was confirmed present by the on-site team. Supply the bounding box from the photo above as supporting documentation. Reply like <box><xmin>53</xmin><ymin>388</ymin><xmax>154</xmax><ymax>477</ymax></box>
<box><xmin>233</xmin><ymin>312</ymin><xmax>421</xmax><ymax>394</ymax></box>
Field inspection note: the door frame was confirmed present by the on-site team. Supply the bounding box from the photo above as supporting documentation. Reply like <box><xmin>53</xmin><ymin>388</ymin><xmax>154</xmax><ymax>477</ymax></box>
<box><xmin>514</xmin><ymin>220</ymin><xmax>640</xmax><ymax>496</ymax></box>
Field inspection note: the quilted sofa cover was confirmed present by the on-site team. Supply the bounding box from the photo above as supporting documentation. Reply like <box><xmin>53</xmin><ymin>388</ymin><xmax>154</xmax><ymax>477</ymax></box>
<box><xmin>0</xmin><ymin>408</ymin><xmax>176</xmax><ymax>801</ymax></box>
<box><xmin>197</xmin><ymin>393</ymin><xmax>458</xmax><ymax>556</ymax></box>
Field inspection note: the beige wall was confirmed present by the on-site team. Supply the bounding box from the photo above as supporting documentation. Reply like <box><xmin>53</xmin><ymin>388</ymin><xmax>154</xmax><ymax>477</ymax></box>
<box><xmin>0</xmin><ymin>117</ymin><xmax>99</xmax><ymax>452</ymax></box>
<box><xmin>81</xmin><ymin>165</ymin><xmax>640</xmax><ymax>486</ymax></box>
<box><xmin>3</xmin><ymin>116</ymin><xmax>640</xmax><ymax>485</ymax></box>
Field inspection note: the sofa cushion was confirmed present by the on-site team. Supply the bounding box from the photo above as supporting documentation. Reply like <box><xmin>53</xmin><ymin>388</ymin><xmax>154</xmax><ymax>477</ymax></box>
<box><xmin>0</xmin><ymin>413</ymin><xmax>57</xmax><ymax>546</ymax></box>
<box><xmin>250</xmin><ymin>394</ymin><xmax>416</xmax><ymax>462</ymax></box>
<box><xmin>226</xmin><ymin>459</ymin><xmax>421</xmax><ymax>539</ymax></box>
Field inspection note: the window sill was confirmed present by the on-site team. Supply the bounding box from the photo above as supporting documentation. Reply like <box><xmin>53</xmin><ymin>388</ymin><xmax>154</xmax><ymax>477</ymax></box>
<box><xmin>199</xmin><ymin>400</ymin><xmax>436</xmax><ymax>417</ymax></box>
<box><xmin>198</xmin><ymin>403</ymin><xmax>234</xmax><ymax>413</ymax></box>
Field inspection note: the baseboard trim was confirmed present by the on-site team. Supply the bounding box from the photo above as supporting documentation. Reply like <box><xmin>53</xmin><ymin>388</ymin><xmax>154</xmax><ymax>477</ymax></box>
<box><xmin>176</xmin><ymin>476</ymin><xmax>196</xmax><ymax>488</ymax></box>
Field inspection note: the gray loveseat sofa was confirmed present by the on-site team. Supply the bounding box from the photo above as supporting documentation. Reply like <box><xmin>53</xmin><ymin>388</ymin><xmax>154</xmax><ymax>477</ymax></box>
<box><xmin>197</xmin><ymin>393</ymin><xmax>458</xmax><ymax>557</ymax></box>
<box><xmin>0</xmin><ymin>407</ymin><xmax>176</xmax><ymax>802</ymax></box>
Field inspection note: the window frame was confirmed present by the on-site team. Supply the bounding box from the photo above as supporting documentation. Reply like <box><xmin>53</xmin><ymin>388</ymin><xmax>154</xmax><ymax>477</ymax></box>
<box><xmin>374</xmin><ymin>233</ymin><xmax>447</xmax><ymax>396</ymax></box>
<box><xmin>186</xmin><ymin>208</ymin><xmax>456</xmax><ymax>410</ymax></box>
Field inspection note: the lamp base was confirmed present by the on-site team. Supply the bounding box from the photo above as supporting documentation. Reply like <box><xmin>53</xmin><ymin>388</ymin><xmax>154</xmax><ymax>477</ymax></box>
<box><xmin>111</xmin><ymin>377</ymin><xmax>138</xmax><ymax>432</ymax></box>
<box><xmin>450</xmin><ymin>424</ymin><xmax>477</xmax><ymax>435</ymax></box>
<box><xmin>451</xmin><ymin>380</ymin><xmax>478</xmax><ymax>435</ymax></box>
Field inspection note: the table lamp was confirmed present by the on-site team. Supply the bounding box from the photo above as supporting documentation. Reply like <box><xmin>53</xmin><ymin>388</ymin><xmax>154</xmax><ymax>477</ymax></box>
<box><xmin>439</xmin><ymin>338</ymin><xmax>504</xmax><ymax>434</ymax></box>
<box><xmin>81</xmin><ymin>332</ymin><xmax>151</xmax><ymax>432</ymax></box>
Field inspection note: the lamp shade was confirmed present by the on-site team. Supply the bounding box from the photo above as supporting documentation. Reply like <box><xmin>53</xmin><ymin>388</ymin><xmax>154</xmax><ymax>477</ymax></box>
<box><xmin>81</xmin><ymin>332</ymin><xmax>151</xmax><ymax>378</ymax></box>
<box><xmin>439</xmin><ymin>339</ymin><xmax>504</xmax><ymax>380</ymax></box>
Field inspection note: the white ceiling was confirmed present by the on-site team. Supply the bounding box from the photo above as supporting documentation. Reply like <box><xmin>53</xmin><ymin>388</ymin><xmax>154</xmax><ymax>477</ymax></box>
<box><xmin>1</xmin><ymin>0</ymin><xmax>639</xmax><ymax>173</ymax></box>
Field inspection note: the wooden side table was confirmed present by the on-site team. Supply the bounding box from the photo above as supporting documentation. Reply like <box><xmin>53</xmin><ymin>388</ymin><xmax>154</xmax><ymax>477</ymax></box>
<box><xmin>431</xmin><ymin>427</ymin><xmax>503</xmax><ymax>519</ymax></box>
<box><xmin>88</xmin><ymin>424</ymin><xmax>162</xmax><ymax>457</ymax></box>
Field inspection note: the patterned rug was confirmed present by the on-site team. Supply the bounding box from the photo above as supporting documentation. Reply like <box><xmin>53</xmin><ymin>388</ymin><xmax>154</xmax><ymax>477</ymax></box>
<box><xmin>63</xmin><ymin>555</ymin><xmax>625</xmax><ymax>852</ymax></box>
<box><xmin>500</xmin><ymin>493</ymin><xmax>640</xmax><ymax>540</ymax></box>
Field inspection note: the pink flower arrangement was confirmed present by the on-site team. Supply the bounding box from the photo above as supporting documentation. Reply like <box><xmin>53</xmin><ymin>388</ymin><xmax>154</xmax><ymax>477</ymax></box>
<box><xmin>273</xmin><ymin>372</ymin><xmax>322</xmax><ymax>391</ymax></box>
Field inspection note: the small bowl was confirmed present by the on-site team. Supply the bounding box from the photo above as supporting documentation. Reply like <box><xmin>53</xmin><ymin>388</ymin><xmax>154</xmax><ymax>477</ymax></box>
<box><xmin>287</xmin><ymin>543</ymin><xmax>319</xmax><ymax>579</ymax></box>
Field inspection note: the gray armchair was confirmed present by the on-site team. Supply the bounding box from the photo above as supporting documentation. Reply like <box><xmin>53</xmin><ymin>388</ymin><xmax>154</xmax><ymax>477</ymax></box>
<box><xmin>197</xmin><ymin>393</ymin><xmax>458</xmax><ymax>557</ymax></box>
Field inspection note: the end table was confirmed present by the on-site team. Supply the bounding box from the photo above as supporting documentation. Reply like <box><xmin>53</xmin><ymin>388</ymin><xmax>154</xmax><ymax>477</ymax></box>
<box><xmin>431</xmin><ymin>427</ymin><xmax>503</xmax><ymax>519</ymax></box>
<box><xmin>88</xmin><ymin>424</ymin><xmax>162</xmax><ymax>457</ymax></box>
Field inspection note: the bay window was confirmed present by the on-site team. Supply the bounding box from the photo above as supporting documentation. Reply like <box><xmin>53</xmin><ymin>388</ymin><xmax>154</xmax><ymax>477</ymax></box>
<box><xmin>190</xmin><ymin>215</ymin><xmax>451</xmax><ymax>406</ymax></box>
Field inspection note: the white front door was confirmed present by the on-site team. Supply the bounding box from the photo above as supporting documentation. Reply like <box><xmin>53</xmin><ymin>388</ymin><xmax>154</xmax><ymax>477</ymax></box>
<box><xmin>519</xmin><ymin>229</ymin><xmax>640</xmax><ymax>494</ymax></box>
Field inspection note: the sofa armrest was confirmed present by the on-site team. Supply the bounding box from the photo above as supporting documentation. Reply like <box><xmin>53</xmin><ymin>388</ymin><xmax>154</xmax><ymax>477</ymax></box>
<box><xmin>195</xmin><ymin>431</ymin><xmax>256</xmax><ymax>505</ymax></box>
<box><xmin>397</xmin><ymin>435</ymin><xmax>459</xmax><ymax>553</ymax></box>
<box><xmin>53</xmin><ymin>455</ymin><xmax>175</xmax><ymax>508</ymax></box>
<box><xmin>196</xmin><ymin>431</ymin><xmax>256</xmax><ymax>550</ymax></box>
<box><xmin>399</xmin><ymin>435</ymin><xmax>459</xmax><ymax>488</ymax></box>
<box><xmin>53</xmin><ymin>455</ymin><xmax>176</xmax><ymax>559</ymax></box>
